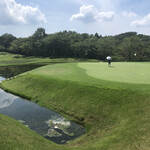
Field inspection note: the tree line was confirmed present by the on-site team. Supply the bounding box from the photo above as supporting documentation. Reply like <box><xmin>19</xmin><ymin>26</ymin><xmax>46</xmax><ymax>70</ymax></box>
<box><xmin>0</xmin><ymin>28</ymin><xmax>150</xmax><ymax>61</ymax></box>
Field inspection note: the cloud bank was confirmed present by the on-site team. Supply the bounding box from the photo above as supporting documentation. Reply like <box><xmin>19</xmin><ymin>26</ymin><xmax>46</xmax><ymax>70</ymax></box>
<box><xmin>131</xmin><ymin>13</ymin><xmax>150</xmax><ymax>27</ymax></box>
<box><xmin>0</xmin><ymin>0</ymin><xmax>46</xmax><ymax>25</ymax></box>
<box><xmin>122</xmin><ymin>11</ymin><xmax>137</xmax><ymax>18</ymax></box>
<box><xmin>70</xmin><ymin>5</ymin><xmax>115</xmax><ymax>23</ymax></box>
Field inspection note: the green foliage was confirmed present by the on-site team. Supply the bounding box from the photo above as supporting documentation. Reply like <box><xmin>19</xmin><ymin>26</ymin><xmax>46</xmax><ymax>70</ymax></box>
<box><xmin>0</xmin><ymin>33</ymin><xmax>16</xmax><ymax>51</ymax></box>
<box><xmin>1</xmin><ymin>29</ymin><xmax>150</xmax><ymax>61</ymax></box>
<box><xmin>32</xmin><ymin>27</ymin><xmax>46</xmax><ymax>39</ymax></box>
<box><xmin>0</xmin><ymin>45</ymin><xmax>5</xmax><ymax>51</ymax></box>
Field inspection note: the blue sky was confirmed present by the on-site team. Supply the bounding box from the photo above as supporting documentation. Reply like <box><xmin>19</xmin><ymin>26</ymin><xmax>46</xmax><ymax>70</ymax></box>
<box><xmin>0</xmin><ymin>0</ymin><xmax>150</xmax><ymax>37</ymax></box>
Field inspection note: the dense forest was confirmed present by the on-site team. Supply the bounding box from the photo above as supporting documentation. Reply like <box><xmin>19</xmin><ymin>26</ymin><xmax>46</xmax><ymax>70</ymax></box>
<box><xmin>0</xmin><ymin>28</ymin><xmax>150</xmax><ymax>61</ymax></box>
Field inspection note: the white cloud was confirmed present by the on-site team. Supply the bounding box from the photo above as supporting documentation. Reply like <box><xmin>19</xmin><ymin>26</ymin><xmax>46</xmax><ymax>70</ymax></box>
<box><xmin>0</xmin><ymin>0</ymin><xmax>46</xmax><ymax>25</ymax></box>
<box><xmin>131</xmin><ymin>13</ymin><xmax>150</xmax><ymax>27</ymax></box>
<box><xmin>98</xmin><ymin>11</ymin><xmax>115</xmax><ymax>21</ymax></box>
<box><xmin>70</xmin><ymin>28</ymin><xmax>77</xmax><ymax>32</ymax></box>
<box><xmin>122</xmin><ymin>11</ymin><xmax>137</xmax><ymax>17</ymax></box>
<box><xmin>70</xmin><ymin>5</ymin><xmax>115</xmax><ymax>23</ymax></box>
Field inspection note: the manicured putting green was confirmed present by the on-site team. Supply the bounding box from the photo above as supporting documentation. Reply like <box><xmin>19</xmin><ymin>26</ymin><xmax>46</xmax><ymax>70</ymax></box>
<box><xmin>78</xmin><ymin>62</ymin><xmax>150</xmax><ymax>84</ymax></box>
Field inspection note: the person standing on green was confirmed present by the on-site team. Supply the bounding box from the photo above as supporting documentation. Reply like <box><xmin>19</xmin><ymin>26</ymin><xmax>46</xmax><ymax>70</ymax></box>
<box><xmin>106</xmin><ymin>56</ymin><xmax>112</xmax><ymax>67</ymax></box>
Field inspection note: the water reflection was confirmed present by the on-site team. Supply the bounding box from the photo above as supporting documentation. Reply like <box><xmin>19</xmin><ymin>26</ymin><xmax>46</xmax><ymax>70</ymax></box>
<box><xmin>0</xmin><ymin>76</ymin><xmax>5</xmax><ymax>83</ymax></box>
<box><xmin>46</xmin><ymin>118</ymin><xmax>74</xmax><ymax>137</ymax></box>
<box><xmin>0</xmin><ymin>80</ymin><xmax>85</xmax><ymax>144</ymax></box>
<box><xmin>0</xmin><ymin>64</ymin><xmax>44</xmax><ymax>78</ymax></box>
<box><xmin>0</xmin><ymin>89</ymin><xmax>16</xmax><ymax>108</ymax></box>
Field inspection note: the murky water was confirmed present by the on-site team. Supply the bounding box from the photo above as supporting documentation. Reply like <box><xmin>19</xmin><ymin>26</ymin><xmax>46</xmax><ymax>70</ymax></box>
<box><xmin>0</xmin><ymin>64</ymin><xmax>45</xmax><ymax>78</ymax></box>
<box><xmin>0</xmin><ymin>66</ymin><xmax>85</xmax><ymax>144</ymax></box>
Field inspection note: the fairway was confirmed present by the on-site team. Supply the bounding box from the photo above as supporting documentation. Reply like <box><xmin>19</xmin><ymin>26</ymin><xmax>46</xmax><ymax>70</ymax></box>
<box><xmin>78</xmin><ymin>62</ymin><xmax>150</xmax><ymax>84</ymax></box>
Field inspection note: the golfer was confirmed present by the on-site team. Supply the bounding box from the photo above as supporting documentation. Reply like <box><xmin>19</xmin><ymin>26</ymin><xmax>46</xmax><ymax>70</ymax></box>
<box><xmin>106</xmin><ymin>56</ymin><xmax>112</xmax><ymax>67</ymax></box>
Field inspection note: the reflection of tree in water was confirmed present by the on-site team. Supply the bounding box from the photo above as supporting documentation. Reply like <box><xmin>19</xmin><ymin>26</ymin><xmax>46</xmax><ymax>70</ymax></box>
<box><xmin>0</xmin><ymin>64</ymin><xmax>44</xmax><ymax>78</ymax></box>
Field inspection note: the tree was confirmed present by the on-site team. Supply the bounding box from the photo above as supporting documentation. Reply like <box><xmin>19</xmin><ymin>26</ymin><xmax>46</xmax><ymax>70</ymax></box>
<box><xmin>0</xmin><ymin>33</ymin><xmax>16</xmax><ymax>51</ymax></box>
<box><xmin>119</xmin><ymin>36</ymin><xmax>143</xmax><ymax>61</ymax></box>
<box><xmin>2</xmin><ymin>29</ymin><xmax>150</xmax><ymax>61</ymax></box>
<box><xmin>96</xmin><ymin>37</ymin><xmax>115</xmax><ymax>60</ymax></box>
<box><xmin>0</xmin><ymin>45</ymin><xmax>5</xmax><ymax>51</ymax></box>
<box><xmin>95</xmin><ymin>33</ymin><xmax>100</xmax><ymax>38</ymax></box>
<box><xmin>32</xmin><ymin>28</ymin><xmax>46</xmax><ymax>39</ymax></box>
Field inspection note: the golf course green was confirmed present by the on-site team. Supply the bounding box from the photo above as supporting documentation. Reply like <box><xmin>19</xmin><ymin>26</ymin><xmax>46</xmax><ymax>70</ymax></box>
<box><xmin>1</xmin><ymin>61</ymin><xmax>150</xmax><ymax>150</ymax></box>
<box><xmin>78</xmin><ymin>62</ymin><xmax>150</xmax><ymax>84</ymax></box>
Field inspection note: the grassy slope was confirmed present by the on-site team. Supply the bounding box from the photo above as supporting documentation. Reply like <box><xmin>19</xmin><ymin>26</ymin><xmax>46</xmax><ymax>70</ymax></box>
<box><xmin>1</xmin><ymin>62</ymin><xmax>150</xmax><ymax>150</ymax></box>
<box><xmin>0</xmin><ymin>114</ymin><xmax>62</xmax><ymax>150</ymax></box>
<box><xmin>0</xmin><ymin>52</ymin><xmax>50</xmax><ymax>66</ymax></box>
<box><xmin>0</xmin><ymin>52</ymin><xmax>98</xmax><ymax>66</ymax></box>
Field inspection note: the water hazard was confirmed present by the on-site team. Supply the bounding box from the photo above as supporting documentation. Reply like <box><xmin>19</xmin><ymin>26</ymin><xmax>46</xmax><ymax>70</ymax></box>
<box><xmin>0</xmin><ymin>65</ymin><xmax>85</xmax><ymax>144</ymax></box>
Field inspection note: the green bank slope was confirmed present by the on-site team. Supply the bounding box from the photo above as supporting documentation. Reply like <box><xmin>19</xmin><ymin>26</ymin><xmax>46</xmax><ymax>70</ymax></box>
<box><xmin>0</xmin><ymin>114</ymin><xmax>61</xmax><ymax>150</ymax></box>
<box><xmin>0</xmin><ymin>52</ymin><xmax>51</xmax><ymax>66</ymax></box>
<box><xmin>0</xmin><ymin>52</ymin><xmax>97</xmax><ymax>66</ymax></box>
<box><xmin>1</xmin><ymin>62</ymin><xmax>150</xmax><ymax>150</ymax></box>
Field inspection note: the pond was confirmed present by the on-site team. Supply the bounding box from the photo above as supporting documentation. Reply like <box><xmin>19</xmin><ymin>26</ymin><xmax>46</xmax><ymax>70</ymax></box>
<box><xmin>0</xmin><ymin>64</ymin><xmax>45</xmax><ymax>78</ymax></box>
<box><xmin>0</xmin><ymin>65</ymin><xmax>85</xmax><ymax>144</ymax></box>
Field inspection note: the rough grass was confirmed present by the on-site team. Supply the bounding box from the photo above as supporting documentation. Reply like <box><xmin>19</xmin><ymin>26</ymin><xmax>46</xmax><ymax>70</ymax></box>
<box><xmin>0</xmin><ymin>52</ymin><xmax>98</xmax><ymax>66</ymax></box>
<box><xmin>0</xmin><ymin>114</ymin><xmax>61</xmax><ymax>150</ymax></box>
<box><xmin>1</xmin><ymin>62</ymin><xmax>150</xmax><ymax>150</ymax></box>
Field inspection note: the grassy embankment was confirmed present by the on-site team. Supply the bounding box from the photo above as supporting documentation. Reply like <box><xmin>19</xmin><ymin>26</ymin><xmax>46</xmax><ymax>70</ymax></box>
<box><xmin>0</xmin><ymin>52</ymin><xmax>97</xmax><ymax>66</ymax></box>
<box><xmin>1</xmin><ymin>62</ymin><xmax>150</xmax><ymax>150</ymax></box>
